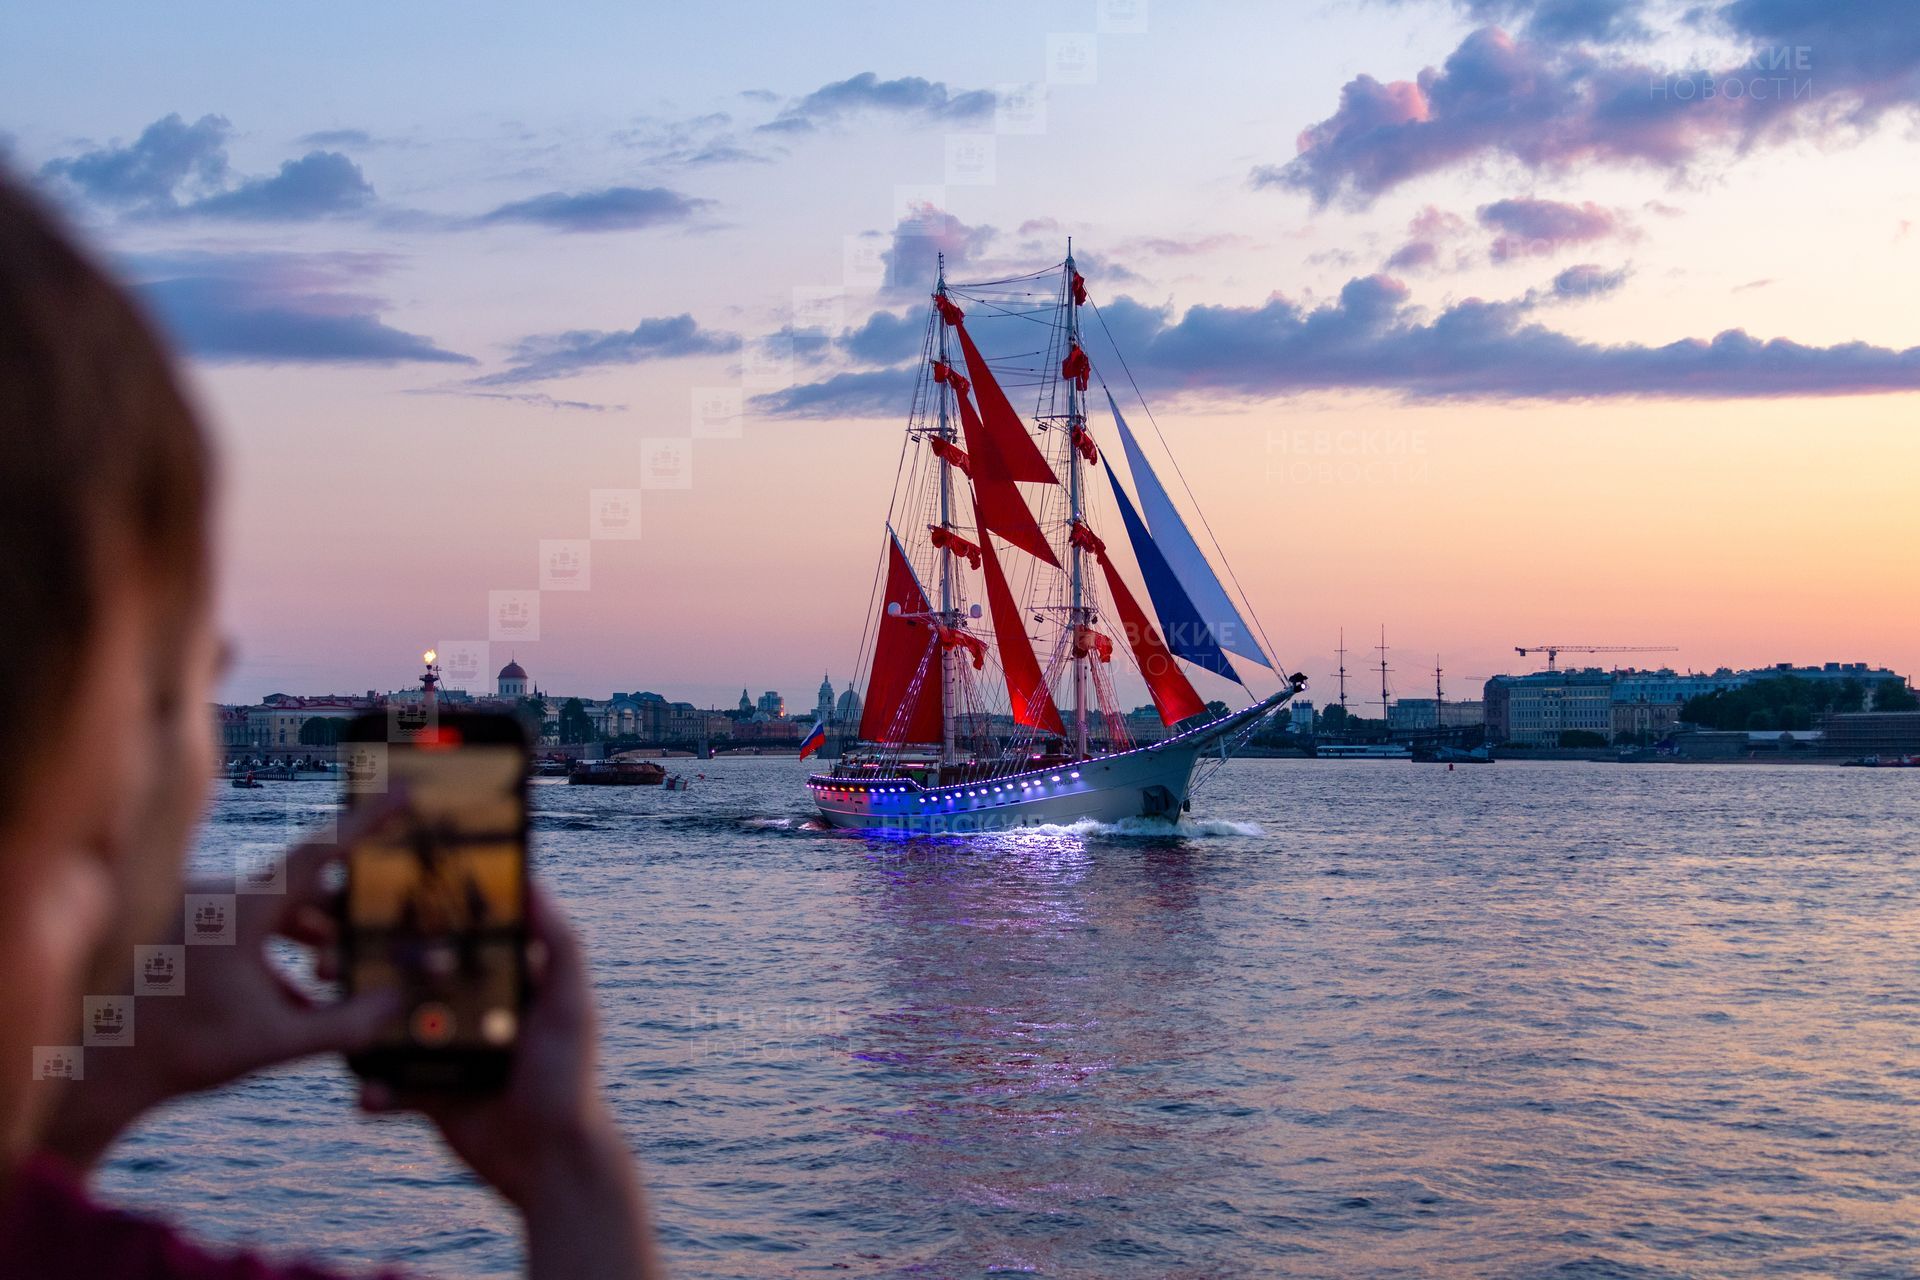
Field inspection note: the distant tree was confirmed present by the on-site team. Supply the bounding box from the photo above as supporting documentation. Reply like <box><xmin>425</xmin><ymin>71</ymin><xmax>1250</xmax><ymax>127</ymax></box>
<box><xmin>1875</xmin><ymin>679</ymin><xmax>1920</xmax><ymax>712</ymax></box>
<box><xmin>558</xmin><ymin>697</ymin><xmax>596</xmax><ymax>744</ymax></box>
<box><xmin>1320</xmin><ymin>704</ymin><xmax>1350</xmax><ymax>733</ymax></box>
<box><xmin>1558</xmin><ymin>729</ymin><xmax>1608</xmax><ymax>748</ymax></box>
<box><xmin>298</xmin><ymin>716</ymin><xmax>342</xmax><ymax>746</ymax></box>
<box><xmin>1205</xmin><ymin>700</ymin><xmax>1230</xmax><ymax>718</ymax></box>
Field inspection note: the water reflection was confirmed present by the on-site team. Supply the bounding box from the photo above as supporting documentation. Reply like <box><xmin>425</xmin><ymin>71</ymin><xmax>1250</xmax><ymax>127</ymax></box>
<box><xmin>846</xmin><ymin>827</ymin><xmax>1241</xmax><ymax>1274</ymax></box>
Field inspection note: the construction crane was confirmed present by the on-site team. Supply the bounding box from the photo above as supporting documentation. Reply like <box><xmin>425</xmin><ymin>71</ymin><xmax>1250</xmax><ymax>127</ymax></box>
<box><xmin>1514</xmin><ymin>644</ymin><xmax>1678</xmax><ymax>672</ymax></box>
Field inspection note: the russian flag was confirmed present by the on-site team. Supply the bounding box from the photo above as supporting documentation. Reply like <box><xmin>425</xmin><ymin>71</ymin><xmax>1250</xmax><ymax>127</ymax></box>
<box><xmin>798</xmin><ymin>719</ymin><xmax>827</xmax><ymax>760</ymax></box>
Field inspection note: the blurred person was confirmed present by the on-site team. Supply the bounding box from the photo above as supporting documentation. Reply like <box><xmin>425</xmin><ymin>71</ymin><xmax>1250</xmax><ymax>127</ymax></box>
<box><xmin>0</xmin><ymin>172</ymin><xmax>660</xmax><ymax>1280</ymax></box>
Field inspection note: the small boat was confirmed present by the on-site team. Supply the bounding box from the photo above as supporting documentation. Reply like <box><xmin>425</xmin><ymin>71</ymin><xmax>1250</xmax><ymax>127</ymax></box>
<box><xmin>809</xmin><ymin>249</ymin><xmax>1303</xmax><ymax>831</ymax></box>
<box><xmin>1841</xmin><ymin>754</ymin><xmax>1920</xmax><ymax>768</ymax></box>
<box><xmin>663</xmin><ymin>774</ymin><xmax>691</xmax><ymax>791</ymax></box>
<box><xmin>230</xmin><ymin>771</ymin><xmax>263</xmax><ymax>789</ymax></box>
<box><xmin>1315</xmin><ymin>742</ymin><xmax>1413</xmax><ymax>760</ymax></box>
<box><xmin>567</xmin><ymin>759</ymin><xmax>667</xmax><ymax>786</ymax></box>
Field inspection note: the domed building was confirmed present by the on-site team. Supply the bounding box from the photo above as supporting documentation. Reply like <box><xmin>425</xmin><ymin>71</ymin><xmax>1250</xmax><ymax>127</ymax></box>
<box><xmin>497</xmin><ymin>658</ymin><xmax>530</xmax><ymax>699</ymax></box>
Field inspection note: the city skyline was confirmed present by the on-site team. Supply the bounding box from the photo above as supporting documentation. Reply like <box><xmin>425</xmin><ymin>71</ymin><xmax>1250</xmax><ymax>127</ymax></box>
<box><xmin>6</xmin><ymin>1</ymin><xmax>1917</xmax><ymax>709</ymax></box>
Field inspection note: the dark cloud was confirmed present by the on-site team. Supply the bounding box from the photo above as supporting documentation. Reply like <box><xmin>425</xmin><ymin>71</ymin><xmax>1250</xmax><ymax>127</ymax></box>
<box><xmin>1258</xmin><ymin>3</ymin><xmax>1920</xmax><ymax>208</ymax></box>
<box><xmin>476</xmin><ymin>185</ymin><xmax>710</xmax><ymax>232</ymax></box>
<box><xmin>760</xmin><ymin>72</ymin><xmax>997</xmax><ymax>133</ymax></box>
<box><xmin>39</xmin><ymin>113</ymin><xmax>231</xmax><ymax>212</ymax></box>
<box><xmin>1478</xmin><ymin>196</ymin><xmax>1624</xmax><ymax>260</ymax></box>
<box><xmin>39</xmin><ymin>114</ymin><xmax>373</xmax><ymax>221</ymax></box>
<box><xmin>752</xmin><ymin>365</ymin><xmax>917</xmax><ymax>418</ymax></box>
<box><xmin>474</xmin><ymin>314</ymin><xmax>740</xmax><ymax>385</ymax></box>
<box><xmin>840</xmin><ymin>307</ymin><xmax>925</xmax><ymax>365</ymax></box>
<box><xmin>1455</xmin><ymin>0</ymin><xmax>1651</xmax><ymax>44</ymax></box>
<box><xmin>126</xmin><ymin>250</ymin><xmax>472</xmax><ymax>366</ymax></box>
<box><xmin>764</xmin><ymin>274</ymin><xmax>1920</xmax><ymax>410</ymax></box>
<box><xmin>184</xmin><ymin>151</ymin><xmax>373</xmax><ymax>220</ymax></box>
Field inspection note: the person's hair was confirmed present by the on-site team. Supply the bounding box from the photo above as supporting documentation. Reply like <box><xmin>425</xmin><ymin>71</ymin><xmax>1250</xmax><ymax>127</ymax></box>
<box><xmin>0</xmin><ymin>171</ymin><xmax>213</xmax><ymax>822</ymax></box>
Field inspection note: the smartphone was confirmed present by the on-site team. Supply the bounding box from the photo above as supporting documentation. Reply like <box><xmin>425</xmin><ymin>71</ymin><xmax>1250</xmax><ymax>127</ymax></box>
<box><xmin>339</xmin><ymin>708</ymin><xmax>530</xmax><ymax>1091</ymax></box>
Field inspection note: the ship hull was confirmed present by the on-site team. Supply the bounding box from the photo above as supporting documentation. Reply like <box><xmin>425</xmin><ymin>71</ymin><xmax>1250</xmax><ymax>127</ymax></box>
<box><xmin>809</xmin><ymin>692</ymin><xmax>1288</xmax><ymax>833</ymax></box>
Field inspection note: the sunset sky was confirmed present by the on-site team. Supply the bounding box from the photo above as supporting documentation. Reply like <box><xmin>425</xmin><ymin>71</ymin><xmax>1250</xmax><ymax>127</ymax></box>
<box><xmin>5</xmin><ymin>0</ymin><xmax>1916</xmax><ymax>709</ymax></box>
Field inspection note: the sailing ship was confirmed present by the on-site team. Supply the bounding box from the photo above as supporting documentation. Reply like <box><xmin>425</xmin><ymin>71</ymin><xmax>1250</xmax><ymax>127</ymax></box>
<box><xmin>809</xmin><ymin>249</ymin><xmax>1304</xmax><ymax>831</ymax></box>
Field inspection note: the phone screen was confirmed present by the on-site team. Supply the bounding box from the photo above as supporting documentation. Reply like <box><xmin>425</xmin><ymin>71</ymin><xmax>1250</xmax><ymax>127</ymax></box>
<box><xmin>342</xmin><ymin>715</ymin><xmax>528</xmax><ymax>1089</ymax></box>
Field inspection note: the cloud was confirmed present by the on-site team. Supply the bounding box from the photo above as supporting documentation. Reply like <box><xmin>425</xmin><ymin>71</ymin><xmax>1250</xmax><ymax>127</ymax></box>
<box><xmin>1257</xmin><ymin>5</ymin><xmax>1920</xmax><ymax>208</ymax></box>
<box><xmin>1452</xmin><ymin>0</ymin><xmax>1651</xmax><ymax>44</ymax></box>
<box><xmin>183</xmin><ymin>150</ymin><xmax>374</xmax><ymax>220</ymax></box>
<box><xmin>753</xmin><ymin>365</ymin><xmax>917</xmax><ymax>418</ymax></box>
<box><xmin>760</xmin><ymin>72</ymin><xmax>996</xmax><ymax>133</ymax></box>
<box><xmin>1478</xmin><ymin>196</ymin><xmax>1625</xmax><ymax>259</ymax></box>
<box><xmin>476</xmin><ymin>185</ymin><xmax>710</xmax><ymax>232</ymax></box>
<box><xmin>883</xmin><ymin>202</ymin><xmax>995</xmax><ymax>290</ymax></box>
<box><xmin>296</xmin><ymin>127</ymin><xmax>375</xmax><ymax>148</ymax></box>
<box><xmin>1549</xmin><ymin>262</ymin><xmax>1631</xmax><ymax>299</ymax></box>
<box><xmin>411</xmin><ymin>388</ymin><xmax>625</xmax><ymax>413</ymax></box>
<box><xmin>38</xmin><ymin>113</ymin><xmax>375</xmax><ymax>221</ymax></box>
<box><xmin>1384</xmin><ymin>204</ymin><xmax>1470</xmax><ymax>271</ymax></box>
<box><xmin>764</xmin><ymin>273</ymin><xmax>1920</xmax><ymax>410</ymax></box>
<box><xmin>125</xmin><ymin>250</ymin><xmax>472</xmax><ymax>366</ymax></box>
<box><xmin>840</xmin><ymin>307</ymin><xmax>925</xmax><ymax>365</ymax></box>
<box><xmin>613</xmin><ymin>112</ymin><xmax>773</xmax><ymax>167</ymax></box>
<box><xmin>474</xmin><ymin>314</ymin><xmax>740</xmax><ymax>385</ymax></box>
<box><xmin>39</xmin><ymin>113</ymin><xmax>231</xmax><ymax>212</ymax></box>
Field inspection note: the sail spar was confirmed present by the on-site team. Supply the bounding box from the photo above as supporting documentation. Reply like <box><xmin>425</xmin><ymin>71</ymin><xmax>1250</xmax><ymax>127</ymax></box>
<box><xmin>1103</xmin><ymin>459</ymin><xmax>1238</xmax><ymax>682</ymax></box>
<box><xmin>935</xmin><ymin>360</ymin><xmax>1059</xmax><ymax>567</ymax></box>
<box><xmin>1107</xmin><ymin>392</ymin><xmax>1269</xmax><ymax>668</ymax></box>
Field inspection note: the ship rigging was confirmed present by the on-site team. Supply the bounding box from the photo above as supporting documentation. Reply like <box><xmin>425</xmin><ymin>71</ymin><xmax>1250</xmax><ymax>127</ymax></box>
<box><xmin>809</xmin><ymin>250</ymin><xmax>1303</xmax><ymax>830</ymax></box>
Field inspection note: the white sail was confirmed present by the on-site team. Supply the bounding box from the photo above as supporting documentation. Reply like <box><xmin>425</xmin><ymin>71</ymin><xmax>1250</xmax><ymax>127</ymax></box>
<box><xmin>1107</xmin><ymin>391</ymin><xmax>1270</xmax><ymax>668</ymax></box>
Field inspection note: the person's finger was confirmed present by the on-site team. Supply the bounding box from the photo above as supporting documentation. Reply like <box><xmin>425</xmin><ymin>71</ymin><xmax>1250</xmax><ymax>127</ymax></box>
<box><xmin>523</xmin><ymin>883</ymin><xmax>588</xmax><ymax>1031</ymax></box>
<box><xmin>281</xmin><ymin>903</ymin><xmax>338</xmax><ymax>948</ymax></box>
<box><xmin>284</xmin><ymin>786</ymin><xmax>410</xmax><ymax>902</ymax></box>
<box><xmin>275</xmin><ymin>988</ymin><xmax>403</xmax><ymax>1061</ymax></box>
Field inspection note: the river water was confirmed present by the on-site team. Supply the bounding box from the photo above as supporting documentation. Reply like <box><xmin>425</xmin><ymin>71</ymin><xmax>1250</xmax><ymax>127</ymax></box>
<box><xmin>97</xmin><ymin>759</ymin><xmax>1920</xmax><ymax>1278</ymax></box>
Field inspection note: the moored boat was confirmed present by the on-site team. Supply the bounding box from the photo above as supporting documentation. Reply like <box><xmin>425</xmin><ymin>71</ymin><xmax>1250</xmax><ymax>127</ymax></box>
<box><xmin>809</xmin><ymin>250</ymin><xmax>1303</xmax><ymax>832</ymax></box>
<box><xmin>568</xmin><ymin>759</ymin><xmax>667</xmax><ymax>786</ymax></box>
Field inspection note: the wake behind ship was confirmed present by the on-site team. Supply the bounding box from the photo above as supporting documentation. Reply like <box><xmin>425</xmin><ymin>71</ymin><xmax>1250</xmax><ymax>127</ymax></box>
<box><xmin>808</xmin><ymin>250</ymin><xmax>1303</xmax><ymax>832</ymax></box>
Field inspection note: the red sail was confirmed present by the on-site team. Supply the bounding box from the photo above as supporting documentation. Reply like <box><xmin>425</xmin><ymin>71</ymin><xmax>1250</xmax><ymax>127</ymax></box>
<box><xmin>950</xmin><ymin>380</ymin><xmax>1060</xmax><ymax>567</ymax></box>
<box><xmin>1095</xmin><ymin>547</ymin><xmax>1207</xmax><ymax>726</ymax></box>
<box><xmin>858</xmin><ymin>534</ymin><xmax>944</xmax><ymax>745</ymax></box>
<box><xmin>933</xmin><ymin>308</ymin><xmax>1058</xmax><ymax>486</ymax></box>
<box><xmin>979</xmin><ymin>535</ymin><xmax>1067</xmax><ymax>736</ymax></box>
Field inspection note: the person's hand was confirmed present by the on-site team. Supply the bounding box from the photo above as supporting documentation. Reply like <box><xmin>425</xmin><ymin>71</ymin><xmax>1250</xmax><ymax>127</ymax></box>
<box><xmin>360</xmin><ymin>887</ymin><xmax>660</xmax><ymax>1279</ymax></box>
<box><xmin>37</xmin><ymin>798</ymin><xmax>406</xmax><ymax>1171</ymax></box>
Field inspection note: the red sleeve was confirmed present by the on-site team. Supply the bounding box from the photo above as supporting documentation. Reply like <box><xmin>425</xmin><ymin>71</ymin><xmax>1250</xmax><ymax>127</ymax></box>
<box><xmin>1</xmin><ymin>1155</ymin><xmax>410</xmax><ymax>1280</ymax></box>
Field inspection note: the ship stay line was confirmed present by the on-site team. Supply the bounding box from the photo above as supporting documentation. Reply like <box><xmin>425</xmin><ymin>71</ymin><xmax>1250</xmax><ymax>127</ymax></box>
<box><xmin>809</xmin><ymin>248</ymin><xmax>1304</xmax><ymax>832</ymax></box>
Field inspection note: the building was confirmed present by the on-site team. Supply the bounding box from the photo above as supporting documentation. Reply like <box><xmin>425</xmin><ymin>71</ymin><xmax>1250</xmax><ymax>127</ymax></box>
<box><xmin>1387</xmin><ymin>698</ymin><xmax>1486</xmax><ymax>732</ymax></box>
<box><xmin>1610</xmin><ymin>668</ymin><xmax>1745</xmax><ymax>705</ymax></box>
<box><xmin>1289</xmin><ymin>699</ymin><xmax>1315</xmax><ymax>733</ymax></box>
<box><xmin>1484</xmin><ymin>670</ymin><xmax>1613</xmax><ymax>745</ymax></box>
<box><xmin>1612</xmin><ymin>699</ymin><xmax>1681</xmax><ymax>743</ymax></box>
<box><xmin>814</xmin><ymin>674</ymin><xmax>835</xmax><ymax>726</ymax></box>
<box><xmin>737</xmin><ymin>688</ymin><xmax>753</xmax><ymax>715</ymax></box>
<box><xmin>497</xmin><ymin>659</ymin><xmax>530</xmax><ymax>699</ymax></box>
<box><xmin>756</xmin><ymin>690</ymin><xmax>785</xmax><ymax>719</ymax></box>
<box><xmin>243</xmin><ymin>692</ymin><xmax>383</xmax><ymax>752</ymax></box>
<box><xmin>1818</xmin><ymin>711</ymin><xmax>1920</xmax><ymax>758</ymax></box>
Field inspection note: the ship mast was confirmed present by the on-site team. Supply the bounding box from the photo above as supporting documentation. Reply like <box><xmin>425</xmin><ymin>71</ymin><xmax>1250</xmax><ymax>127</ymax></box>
<box><xmin>935</xmin><ymin>254</ymin><xmax>957</xmax><ymax>766</ymax></box>
<box><xmin>1065</xmin><ymin>243</ymin><xmax>1088</xmax><ymax>758</ymax></box>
